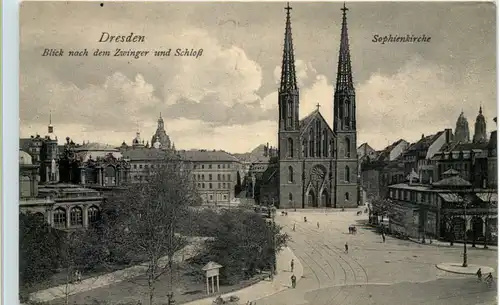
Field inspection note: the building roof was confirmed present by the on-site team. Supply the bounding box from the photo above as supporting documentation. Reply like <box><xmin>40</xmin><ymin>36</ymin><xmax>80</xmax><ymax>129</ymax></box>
<box><xmin>261</xmin><ymin>164</ymin><xmax>278</xmax><ymax>184</ymax></box>
<box><xmin>298</xmin><ymin>109</ymin><xmax>334</xmax><ymax>136</ymax></box>
<box><xmin>376</xmin><ymin>139</ymin><xmax>406</xmax><ymax>161</ymax></box>
<box><xmin>442</xmin><ymin>168</ymin><xmax>460</xmax><ymax>176</ymax></box>
<box><xmin>432</xmin><ymin>175</ymin><xmax>472</xmax><ymax>187</ymax></box>
<box><xmin>178</xmin><ymin>150</ymin><xmax>240</xmax><ymax>162</ymax></box>
<box><xmin>121</xmin><ymin>148</ymin><xmax>174</xmax><ymax>161</ymax></box>
<box><xmin>407</xmin><ymin>131</ymin><xmax>445</xmax><ymax>152</ymax></box>
<box><xmin>488</xmin><ymin>130</ymin><xmax>497</xmax><ymax>149</ymax></box>
<box><xmin>74</xmin><ymin>142</ymin><xmax>118</xmax><ymax>152</ymax></box>
<box><xmin>20</xmin><ymin>138</ymin><xmax>32</xmax><ymax>152</ymax></box>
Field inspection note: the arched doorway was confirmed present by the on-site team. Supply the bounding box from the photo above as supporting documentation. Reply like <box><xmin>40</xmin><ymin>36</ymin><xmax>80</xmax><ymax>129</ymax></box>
<box><xmin>321</xmin><ymin>190</ymin><xmax>329</xmax><ymax>207</ymax></box>
<box><xmin>307</xmin><ymin>189</ymin><xmax>316</xmax><ymax>207</ymax></box>
<box><xmin>104</xmin><ymin>166</ymin><xmax>116</xmax><ymax>186</ymax></box>
<box><xmin>471</xmin><ymin>217</ymin><xmax>484</xmax><ymax>238</ymax></box>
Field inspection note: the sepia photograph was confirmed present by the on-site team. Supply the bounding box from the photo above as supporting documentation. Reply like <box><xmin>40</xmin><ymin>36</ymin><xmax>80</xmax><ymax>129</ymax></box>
<box><xmin>18</xmin><ymin>1</ymin><xmax>497</xmax><ymax>305</ymax></box>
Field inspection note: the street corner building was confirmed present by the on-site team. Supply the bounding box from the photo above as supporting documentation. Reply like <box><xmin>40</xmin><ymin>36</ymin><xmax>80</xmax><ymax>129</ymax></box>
<box><xmin>266</xmin><ymin>3</ymin><xmax>360</xmax><ymax>209</ymax></box>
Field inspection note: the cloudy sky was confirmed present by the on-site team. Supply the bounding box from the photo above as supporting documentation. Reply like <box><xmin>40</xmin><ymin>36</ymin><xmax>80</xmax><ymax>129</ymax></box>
<box><xmin>20</xmin><ymin>1</ymin><xmax>496</xmax><ymax>153</ymax></box>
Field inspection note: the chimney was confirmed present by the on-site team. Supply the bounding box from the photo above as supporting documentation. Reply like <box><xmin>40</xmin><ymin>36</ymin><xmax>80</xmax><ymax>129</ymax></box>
<box><xmin>445</xmin><ymin>128</ymin><xmax>452</xmax><ymax>143</ymax></box>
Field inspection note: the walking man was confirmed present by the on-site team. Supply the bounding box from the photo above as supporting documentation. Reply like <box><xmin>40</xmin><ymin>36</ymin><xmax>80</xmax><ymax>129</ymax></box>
<box><xmin>293</xmin><ymin>223</ymin><xmax>296</xmax><ymax>231</ymax></box>
<box><xmin>345</xmin><ymin>242</ymin><xmax>349</xmax><ymax>254</ymax></box>
<box><xmin>290</xmin><ymin>259</ymin><xmax>294</xmax><ymax>272</ymax></box>
<box><xmin>382</xmin><ymin>233</ymin><xmax>386</xmax><ymax>243</ymax></box>
<box><xmin>317</xmin><ymin>221</ymin><xmax>320</xmax><ymax>229</ymax></box>
<box><xmin>291</xmin><ymin>274</ymin><xmax>297</xmax><ymax>288</ymax></box>
<box><xmin>477</xmin><ymin>268</ymin><xmax>482</xmax><ymax>281</ymax></box>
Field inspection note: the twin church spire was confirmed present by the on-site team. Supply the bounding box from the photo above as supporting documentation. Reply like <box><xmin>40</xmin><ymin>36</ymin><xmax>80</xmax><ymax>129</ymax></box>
<box><xmin>279</xmin><ymin>2</ymin><xmax>355</xmax><ymax>131</ymax></box>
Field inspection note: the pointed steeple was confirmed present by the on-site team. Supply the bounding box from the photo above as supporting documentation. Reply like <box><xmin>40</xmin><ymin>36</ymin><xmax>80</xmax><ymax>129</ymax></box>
<box><xmin>335</xmin><ymin>3</ymin><xmax>354</xmax><ymax>93</ymax></box>
<box><xmin>279</xmin><ymin>2</ymin><xmax>298</xmax><ymax>92</ymax></box>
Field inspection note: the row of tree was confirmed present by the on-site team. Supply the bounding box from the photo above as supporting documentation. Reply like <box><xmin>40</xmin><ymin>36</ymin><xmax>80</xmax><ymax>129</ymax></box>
<box><xmin>20</xmin><ymin>158</ymin><xmax>289</xmax><ymax>305</ymax></box>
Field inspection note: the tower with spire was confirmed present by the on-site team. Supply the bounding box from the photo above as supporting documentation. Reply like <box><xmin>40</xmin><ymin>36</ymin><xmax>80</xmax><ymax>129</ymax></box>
<box><xmin>333</xmin><ymin>3</ymin><xmax>358</xmax><ymax>207</ymax></box>
<box><xmin>43</xmin><ymin>112</ymin><xmax>60</xmax><ymax>182</ymax></box>
<box><xmin>272</xmin><ymin>3</ymin><xmax>359</xmax><ymax>209</ymax></box>
<box><xmin>473</xmin><ymin>106</ymin><xmax>488</xmax><ymax>143</ymax></box>
<box><xmin>454</xmin><ymin>111</ymin><xmax>470</xmax><ymax>143</ymax></box>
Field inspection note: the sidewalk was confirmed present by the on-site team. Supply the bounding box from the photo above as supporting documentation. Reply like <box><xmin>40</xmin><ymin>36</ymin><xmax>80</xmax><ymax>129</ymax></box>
<box><xmin>29</xmin><ymin>242</ymin><xmax>203</xmax><ymax>303</ymax></box>
<box><xmin>407</xmin><ymin>237</ymin><xmax>498</xmax><ymax>251</ymax></box>
<box><xmin>182</xmin><ymin>246</ymin><xmax>303</xmax><ymax>305</ymax></box>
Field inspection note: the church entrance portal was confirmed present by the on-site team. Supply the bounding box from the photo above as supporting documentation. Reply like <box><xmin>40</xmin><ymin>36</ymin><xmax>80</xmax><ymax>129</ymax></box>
<box><xmin>307</xmin><ymin>189</ymin><xmax>317</xmax><ymax>207</ymax></box>
<box><xmin>321</xmin><ymin>190</ymin><xmax>330</xmax><ymax>207</ymax></box>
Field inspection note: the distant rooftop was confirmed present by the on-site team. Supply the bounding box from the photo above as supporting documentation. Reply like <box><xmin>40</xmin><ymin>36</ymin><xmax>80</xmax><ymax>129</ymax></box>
<box><xmin>178</xmin><ymin>149</ymin><xmax>240</xmax><ymax>162</ymax></box>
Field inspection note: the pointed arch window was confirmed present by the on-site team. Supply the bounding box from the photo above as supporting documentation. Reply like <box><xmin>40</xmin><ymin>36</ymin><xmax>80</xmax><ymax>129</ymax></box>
<box><xmin>344</xmin><ymin>165</ymin><xmax>350</xmax><ymax>182</ymax></box>
<box><xmin>345</xmin><ymin>192</ymin><xmax>350</xmax><ymax>201</ymax></box>
<box><xmin>344</xmin><ymin>99</ymin><xmax>350</xmax><ymax>129</ymax></box>
<box><xmin>345</xmin><ymin>137</ymin><xmax>351</xmax><ymax>158</ymax></box>
<box><xmin>309</xmin><ymin>129</ymin><xmax>314</xmax><ymax>157</ymax></box>
<box><xmin>316</xmin><ymin>120</ymin><xmax>321</xmax><ymax>157</ymax></box>
<box><xmin>322</xmin><ymin>129</ymin><xmax>328</xmax><ymax>157</ymax></box>
<box><xmin>288</xmin><ymin>166</ymin><xmax>294</xmax><ymax>183</ymax></box>
<box><xmin>287</xmin><ymin>100</ymin><xmax>293</xmax><ymax>128</ymax></box>
<box><xmin>287</xmin><ymin>138</ymin><xmax>294</xmax><ymax>158</ymax></box>
<box><xmin>302</xmin><ymin>139</ymin><xmax>308</xmax><ymax>158</ymax></box>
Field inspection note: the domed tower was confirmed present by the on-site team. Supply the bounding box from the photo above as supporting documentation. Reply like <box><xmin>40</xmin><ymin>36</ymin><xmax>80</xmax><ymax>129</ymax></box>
<box><xmin>151</xmin><ymin>113</ymin><xmax>172</xmax><ymax>150</ymax></box>
<box><xmin>454</xmin><ymin>111</ymin><xmax>470</xmax><ymax>143</ymax></box>
<box><xmin>132</xmin><ymin>131</ymin><xmax>145</xmax><ymax>148</ymax></box>
<box><xmin>473</xmin><ymin>106</ymin><xmax>488</xmax><ymax>143</ymax></box>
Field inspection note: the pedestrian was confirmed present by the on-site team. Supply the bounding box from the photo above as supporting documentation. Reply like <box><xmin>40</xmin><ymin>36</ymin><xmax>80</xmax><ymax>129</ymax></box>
<box><xmin>290</xmin><ymin>259</ymin><xmax>294</xmax><ymax>272</ymax></box>
<box><xmin>382</xmin><ymin>233</ymin><xmax>386</xmax><ymax>243</ymax></box>
<box><xmin>293</xmin><ymin>223</ymin><xmax>296</xmax><ymax>231</ymax></box>
<box><xmin>345</xmin><ymin>242</ymin><xmax>348</xmax><ymax>253</ymax></box>
<box><xmin>290</xmin><ymin>274</ymin><xmax>297</xmax><ymax>288</ymax></box>
<box><xmin>304</xmin><ymin>216</ymin><xmax>307</xmax><ymax>222</ymax></box>
<box><xmin>477</xmin><ymin>268</ymin><xmax>482</xmax><ymax>281</ymax></box>
<box><xmin>77</xmin><ymin>270</ymin><xmax>82</xmax><ymax>283</ymax></box>
<box><xmin>485</xmin><ymin>272</ymin><xmax>493</xmax><ymax>286</ymax></box>
<box><xmin>317</xmin><ymin>221</ymin><xmax>320</xmax><ymax>229</ymax></box>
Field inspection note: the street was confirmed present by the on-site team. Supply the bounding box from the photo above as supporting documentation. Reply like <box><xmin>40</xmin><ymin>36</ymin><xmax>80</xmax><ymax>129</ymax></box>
<box><xmin>254</xmin><ymin>209</ymin><xmax>497</xmax><ymax>305</ymax></box>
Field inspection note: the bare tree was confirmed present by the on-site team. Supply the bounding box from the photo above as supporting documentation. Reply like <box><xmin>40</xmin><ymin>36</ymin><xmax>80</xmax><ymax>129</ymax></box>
<box><xmin>101</xmin><ymin>157</ymin><xmax>198</xmax><ymax>305</ymax></box>
<box><xmin>370</xmin><ymin>197</ymin><xmax>396</xmax><ymax>223</ymax></box>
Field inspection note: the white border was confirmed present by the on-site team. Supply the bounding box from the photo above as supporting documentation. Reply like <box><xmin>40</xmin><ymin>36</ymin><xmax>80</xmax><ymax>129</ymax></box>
<box><xmin>3</xmin><ymin>1</ymin><xmax>500</xmax><ymax>304</ymax></box>
<box><xmin>3</xmin><ymin>0</ymin><xmax>20</xmax><ymax>302</ymax></box>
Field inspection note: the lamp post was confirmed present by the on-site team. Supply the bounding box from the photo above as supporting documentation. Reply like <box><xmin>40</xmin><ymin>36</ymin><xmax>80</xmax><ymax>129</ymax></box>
<box><xmin>271</xmin><ymin>208</ymin><xmax>277</xmax><ymax>276</ymax></box>
<box><xmin>462</xmin><ymin>199</ymin><xmax>468</xmax><ymax>267</ymax></box>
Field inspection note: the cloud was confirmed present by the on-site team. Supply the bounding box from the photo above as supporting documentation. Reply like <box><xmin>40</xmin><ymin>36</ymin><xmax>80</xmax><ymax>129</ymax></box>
<box><xmin>356</xmin><ymin>57</ymin><xmax>496</xmax><ymax>149</ymax></box>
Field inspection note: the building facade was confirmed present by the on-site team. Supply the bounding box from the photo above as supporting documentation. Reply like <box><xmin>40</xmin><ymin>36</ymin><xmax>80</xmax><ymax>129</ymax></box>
<box><xmin>179</xmin><ymin>150</ymin><xmax>242</xmax><ymax>205</ymax></box>
<box><xmin>387</xmin><ymin>174</ymin><xmax>497</xmax><ymax>244</ymax></box>
<box><xmin>272</xmin><ymin>4</ymin><xmax>360</xmax><ymax>209</ymax></box>
<box><xmin>19</xmin><ymin>150</ymin><xmax>104</xmax><ymax>231</ymax></box>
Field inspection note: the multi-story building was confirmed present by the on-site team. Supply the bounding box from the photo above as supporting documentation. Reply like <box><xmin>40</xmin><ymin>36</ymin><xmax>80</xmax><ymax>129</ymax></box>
<box><xmin>360</xmin><ymin>139</ymin><xmax>408</xmax><ymax>201</ymax></box>
<box><xmin>357</xmin><ymin>143</ymin><xmax>377</xmax><ymax>163</ymax></box>
<box><xmin>402</xmin><ymin>129</ymin><xmax>453</xmax><ymax>182</ymax></box>
<box><xmin>179</xmin><ymin>150</ymin><xmax>242</xmax><ymax>204</ymax></box>
<box><xmin>387</xmin><ymin>173</ymin><xmax>497</xmax><ymax>244</ymax></box>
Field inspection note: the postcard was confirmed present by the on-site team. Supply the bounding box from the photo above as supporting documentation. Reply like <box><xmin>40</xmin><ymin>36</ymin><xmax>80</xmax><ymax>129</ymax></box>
<box><xmin>18</xmin><ymin>2</ymin><xmax>497</xmax><ymax>305</ymax></box>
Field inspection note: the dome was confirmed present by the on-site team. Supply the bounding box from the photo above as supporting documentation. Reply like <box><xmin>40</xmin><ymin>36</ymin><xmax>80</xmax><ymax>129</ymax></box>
<box><xmin>19</xmin><ymin>150</ymin><xmax>33</xmax><ymax>165</ymax></box>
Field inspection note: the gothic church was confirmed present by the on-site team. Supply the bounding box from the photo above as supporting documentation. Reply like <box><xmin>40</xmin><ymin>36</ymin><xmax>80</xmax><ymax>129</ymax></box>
<box><xmin>276</xmin><ymin>3</ymin><xmax>359</xmax><ymax>209</ymax></box>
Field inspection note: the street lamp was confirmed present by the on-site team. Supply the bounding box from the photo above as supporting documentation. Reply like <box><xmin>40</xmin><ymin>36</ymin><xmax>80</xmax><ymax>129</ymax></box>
<box><xmin>462</xmin><ymin>199</ymin><xmax>468</xmax><ymax>267</ymax></box>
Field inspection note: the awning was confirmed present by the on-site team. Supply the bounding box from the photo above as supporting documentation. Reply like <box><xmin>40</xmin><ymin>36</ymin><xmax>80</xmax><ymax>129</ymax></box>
<box><xmin>438</xmin><ymin>193</ymin><xmax>463</xmax><ymax>203</ymax></box>
<box><xmin>476</xmin><ymin>192</ymin><xmax>498</xmax><ymax>203</ymax></box>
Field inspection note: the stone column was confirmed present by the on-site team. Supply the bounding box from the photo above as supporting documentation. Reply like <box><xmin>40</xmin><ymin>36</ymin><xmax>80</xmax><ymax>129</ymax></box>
<box><xmin>83</xmin><ymin>206</ymin><xmax>89</xmax><ymax>228</ymax></box>
<box><xmin>216</xmin><ymin>275</ymin><xmax>220</xmax><ymax>292</ymax></box>
<box><xmin>45</xmin><ymin>166</ymin><xmax>49</xmax><ymax>182</ymax></box>
<box><xmin>80</xmin><ymin>168</ymin><xmax>86</xmax><ymax>185</ymax></box>
<box><xmin>66</xmin><ymin>207</ymin><xmax>71</xmax><ymax>229</ymax></box>
<box><xmin>97</xmin><ymin>168</ymin><xmax>102</xmax><ymax>185</ymax></box>
<box><xmin>211</xmin><ymin>276</ymin><xmax>215</xmax><ymax>294</ymax></box>
<box><xmin>206</xmin><ymin>276</ymin><xmax>209</xmax><ymax>294</ymax></box>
